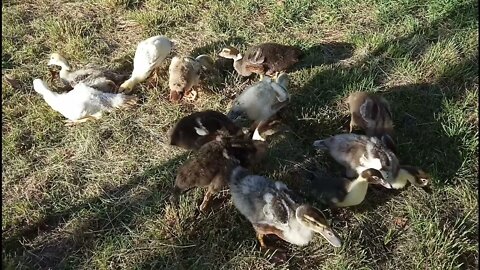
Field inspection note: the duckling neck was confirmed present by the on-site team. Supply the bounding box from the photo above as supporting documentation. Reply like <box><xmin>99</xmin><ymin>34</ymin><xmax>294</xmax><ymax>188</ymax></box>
<box><xmin>335</xmin><ymin>177</ymin><xmax>368</xmax><ymax>207</ymax></box>
<box><xmin>391</xmin><ymin>168</ymin><xmax>414</xmax><ymax>189</ymax></box>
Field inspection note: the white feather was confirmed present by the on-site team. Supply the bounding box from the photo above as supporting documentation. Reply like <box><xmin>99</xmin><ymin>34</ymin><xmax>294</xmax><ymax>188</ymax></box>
<box><xmin>120</xmin><ymin>35</ymin><xmax>173</xmax><ymax>90</ymax></box>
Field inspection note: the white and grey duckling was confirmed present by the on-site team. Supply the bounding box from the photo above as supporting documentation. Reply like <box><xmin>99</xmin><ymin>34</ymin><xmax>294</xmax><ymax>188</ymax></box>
<box><xmin>229</xmin><ymin>166</ymin><xmax>342</xmax><ymax>248</ymax></box>
<box><xmin>308</xmin><ymin>168</ymin><xmax>387</xmax><ymax>207</ymax></box>
<box><xmin>32</xmin><ymin>78</ymin><xmax>137</xmax><ymax>126</ymax></box>
<box><xmin>227</xmin><ymin>73</ymin><xmax>290</xmax><ymax>141</ymax></box>
<box><xmin>170</xmin><ymin>136</ymin><xmax>268</xmax><ymax>212</ymax></box>
<box><xmin>47</xmin><ymin>53</ymin><xmax>127</xmax><ymax>92</ymax></box>
<box><xmin>168</xmin><ymin>54</ymin><xmax>214</xmax><ymax>102</ymax></box>
<box><xmin>168</xmin><ymin>110</ymin><xmax>243</xmax><ymax>150</ymax></box>
<box><xmin>119</xmin><ymin>35</ymin><xmax>174</xmax><ymax>92</ymax></box>
<box><xmin>346</xmin><ymin>91</ymin><xmax>394</xmax><ymax>137</ymax></box>
<box><xmin>218</xmin><ymin>43</ymin><xmax>303</xmax><ymax>77</ymax></box>
<box><xmin>313</xmin><ymin>133</ymin><xmax>430</xmax><ymax>190</ymax></box>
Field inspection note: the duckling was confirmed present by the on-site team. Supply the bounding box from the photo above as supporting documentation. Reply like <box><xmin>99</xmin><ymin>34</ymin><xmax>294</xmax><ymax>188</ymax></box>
<box><xmin>218</xmin><ymin>43</ymin><xmax>303</xmax><ymax>77</ymax></box>
<box><xmin>389</xmin><ymin>165</ymin><xmax>431</xmax><ymax>190</ymax></box>
<box><xmin>171</xmin><ymin>136</ymin><xmax>268</xmax><ymax>212</ymax></box>
<box><xmin>309</xmin><ymin>168</ymin><xmax>386</xmax><ymax>207</ymax></box>
<box><xmin>313</xmin><ymin>133</ymin><xmax>428</xmax><ymax>189</ymax></box>
<box><xmin>47</xmin><ymin>53</ymin><xmax>127</xmax><ymax>92</ymax></box>
<box><xmin>168</xmin><ymin>54</ymin><xmax>214</xmax><ymax>102</ymax></box>
<box><xmin>168</xmin><ymin>110</ymin><xmax>243</xmax><ymax>150</ymax></box>
<box><xmin>32</xmin><ymin>79</ymin><xmax>137</xmax><ymax>126</ymax></box>
<box><xmin>346</xmin><ymin>91</ymin><xmax>394</xmax><ymax>137</ymax></box>
<box><xmin>227</xmin><ymin>73</ymin><xmax>290</xmax><ymax>141</ymax></box>
<box><xmin>119</xmin><ymin>35</ymin><xmax>174</xmax><ymax>92</ymax></box>
<box><xmin>229</xmin><ymin>166</ymin><xmax>342</xmax><ymax>248</ymax></box>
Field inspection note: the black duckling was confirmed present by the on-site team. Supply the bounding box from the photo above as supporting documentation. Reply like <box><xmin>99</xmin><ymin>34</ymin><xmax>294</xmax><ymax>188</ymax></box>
<box><xmin>170</xmin><ymin>136</ymin><xmax>268</xmax><ymax>212</ymax></box>
<box><xmin>168</xmin><ymin>110</ymin><xmax>244</xmax><ymax>150</ymax></box>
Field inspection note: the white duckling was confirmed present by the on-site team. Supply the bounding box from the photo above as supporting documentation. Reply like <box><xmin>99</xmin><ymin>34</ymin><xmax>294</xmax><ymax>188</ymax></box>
<box><xmin>119</xmin><ymin>35</ymin><xmax>174</xmax><ymax>92</ymax></box>
<box><xmin>168</xmin><ymin>54</ymin><xmax>214</xmax><ymax>102</ymax></box>
<box><xmin>229</xmin><ymin>166</ymin><xmax>342</xmax><ymax>248</ymax></box>
<box><xmin>33</xmin><ymin>79</ymin><xmax>137</xmax><ymax>126</ymax></box>
<box><xmin>227</xmin><ymin>73</ymin><xmax>290</xmax><ymax>141</ymax></box>
<box><xmin>313</xmin><ymin>133</ymin><xmax>430</xmax><ymax>189</ymax></box>
<box><xmin>47</xmin><ymin>53</ymin><xmax>127</xmax><ymax>92</ymax></box>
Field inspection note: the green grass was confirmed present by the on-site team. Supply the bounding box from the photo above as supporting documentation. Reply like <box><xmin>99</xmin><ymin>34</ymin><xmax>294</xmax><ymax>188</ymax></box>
<box><xmin>2</xmin><ymin>0</ymin><xmax>478</xmax><ymax>269</ymax></box>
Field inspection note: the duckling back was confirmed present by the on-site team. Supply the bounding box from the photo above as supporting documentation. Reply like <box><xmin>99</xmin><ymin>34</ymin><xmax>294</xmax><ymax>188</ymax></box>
<box><xmin>168</xmin><ymin>56</ymin><xmax>201</xmax><ymax>101</ymax></box>
<box><xmin>229</xmin><ymin>80</ymin><xmax>280</xmax><ymax>121</ymax></box>
<box><xmin>133</xmin><ymin>35</ymin><xmax>173</xmax><ymax>80</ymax></box>
<box><xmin>245</xmin><ymin>43</ymin><xmax>303</xmax><ymax>74</ymax></box>
<box><xmin>175</xmin><ymin>140</ymin><xmax>230</xmax><ymax>191</ymax></box>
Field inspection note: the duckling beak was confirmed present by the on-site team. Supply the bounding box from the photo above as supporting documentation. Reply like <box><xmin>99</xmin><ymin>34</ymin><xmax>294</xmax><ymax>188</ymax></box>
<box><xmin>378</xmin><ymin>178</ymin><xmax>393</xmax><ymax>189</ymax></box>
<box><xmin>316</xmin><ymin>226</ymin><xmax>342</xmax><ymax>248</ymax></box>
<box><xmin>298</xmin><ymin>206</ymin><xmax>342</xmax><ymax>247</ymax></box>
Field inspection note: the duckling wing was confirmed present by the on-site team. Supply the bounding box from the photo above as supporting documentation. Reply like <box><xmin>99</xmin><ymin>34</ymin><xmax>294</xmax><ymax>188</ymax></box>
<box><xmin>262</xmin><ymin>192</ymin><xmax>290</xmax><ymax>226</ymax></box>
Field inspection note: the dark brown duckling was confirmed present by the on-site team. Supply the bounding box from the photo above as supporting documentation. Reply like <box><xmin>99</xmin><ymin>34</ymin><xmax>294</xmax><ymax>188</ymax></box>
<box><xmin>170</xmin><ymin>135</ymin><xmax>268</xmax><ymax>212</ymax></box>
<box><xmin>219</xmin><ymin>43</ymin><xmax>303</xmax><ymax>77</ymax></box>
<box><xmin>346</xmin><ymin>91</ymin><xmax>394</xmax><ymax>137</ymax></box>
<box><xmin>168</xmin><ymin>110</ymin><xmax>244</xmax><ymax>150</ymax></box>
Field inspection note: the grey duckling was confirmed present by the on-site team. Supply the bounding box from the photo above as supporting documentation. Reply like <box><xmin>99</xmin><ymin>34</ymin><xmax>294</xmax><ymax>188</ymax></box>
<box><xmin>229</xmin><ymin>166</ymin><xmax>342</xmax><ymax>248</ymax></box>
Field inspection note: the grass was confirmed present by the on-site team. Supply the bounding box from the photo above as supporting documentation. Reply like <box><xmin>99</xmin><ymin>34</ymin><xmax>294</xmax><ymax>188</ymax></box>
<box><xmin>2</xmin><ymin>0</ymin><xmax>478</xmax><ymax>269</ymax></box>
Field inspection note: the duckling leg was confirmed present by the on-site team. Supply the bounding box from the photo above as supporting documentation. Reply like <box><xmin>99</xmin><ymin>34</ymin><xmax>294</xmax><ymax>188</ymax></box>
<box><xmin>253</xmin><ymin>223</ymin><xmax>287</xmax><ymax>247</ymax></box>
<box><xmin>199</xmin><ymin>174</ymin><xmax>224</xmax><ymax>212</ymax></box>
<box><xmin>199</xmin><ymin>189</ymin><xmax>214</xmax><ymax>213</ymax></box>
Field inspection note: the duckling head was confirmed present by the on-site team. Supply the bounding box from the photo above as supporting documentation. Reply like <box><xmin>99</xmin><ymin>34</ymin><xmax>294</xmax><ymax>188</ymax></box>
<box><xmin>296</xmin><ymin>205</ymin><xmax>342</xmax><ymax>247</ymax></box>
<box><xmin>361</xmin><ymin>168</ymin><xmax>392</xmax><ymax>189</ymax></box>
<box><xmin>48</xmin><ymin>53</ymin><xmax>71</xmax><ymax>70</ymax></box>
<box><xmin>219</xmin><ymin>47</ymin><xmax>242</xmax><ymax>61</ymax></box>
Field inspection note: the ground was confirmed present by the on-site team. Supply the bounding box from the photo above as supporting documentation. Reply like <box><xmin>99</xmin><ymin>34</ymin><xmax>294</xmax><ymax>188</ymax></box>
<box><xmin>2</xmin><ymin>0</ymin><xmax>478</xmax><ymax>269</ymax></box>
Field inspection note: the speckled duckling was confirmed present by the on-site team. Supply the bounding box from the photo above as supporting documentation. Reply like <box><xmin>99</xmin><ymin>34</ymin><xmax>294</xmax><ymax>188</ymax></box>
<box><xmin>229</xmin><ymin>166</ymin><xmax>342</xmax><ymax>249</ymax></box>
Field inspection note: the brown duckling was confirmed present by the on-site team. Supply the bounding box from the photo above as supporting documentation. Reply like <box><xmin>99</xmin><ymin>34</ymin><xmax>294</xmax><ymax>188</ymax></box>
<box><xmin>170</xmin><ymin>135</ymin><xmax>268</xmax><ymax>212</ymax></box>
<box><xmin>168</xmin><ymin>110</ymin><xmax>244</xmax><ymax>150</ymax></box>
<box><xmin>346</xmin><ymin>91</ymin><xmax>394</xmax><ymax>137</ymax></box>
<box><xmin>218</xmin><ymin>43</ymin><xmax>303</xmax><ymax>77</ymax></box>
<box><xmin>168</xmin><ymin>55</ymin><xmax>214</xmax><ymax>102</ymax></box>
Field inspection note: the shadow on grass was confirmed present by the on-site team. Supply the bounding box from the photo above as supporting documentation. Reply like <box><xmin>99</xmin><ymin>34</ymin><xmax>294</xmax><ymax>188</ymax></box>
<box><xmin>2</xmin><ymin>153</ymin><xmax>189</xmax><ymax>269</ymax></box>
<box><xmin>293</xmin><ymin>42</ymin><xmax>355</xmax><ymax>71</ymax></box>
